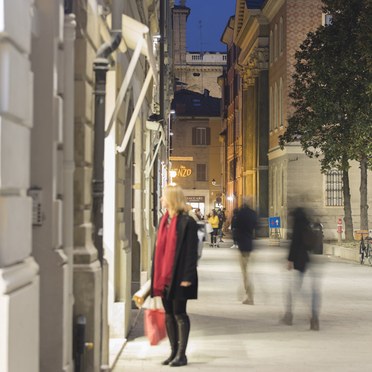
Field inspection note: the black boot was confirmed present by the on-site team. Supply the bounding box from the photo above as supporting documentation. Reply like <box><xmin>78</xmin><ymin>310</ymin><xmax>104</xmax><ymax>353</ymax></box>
<box><xmin>170</xmin><ymin>314</ymin><xmax>190</xmax><ymax>367</ymax></box>
<box><xmin>162</xmin><ymin>314</ymin><xmax>178</xmax><ymax>365</ymax></box>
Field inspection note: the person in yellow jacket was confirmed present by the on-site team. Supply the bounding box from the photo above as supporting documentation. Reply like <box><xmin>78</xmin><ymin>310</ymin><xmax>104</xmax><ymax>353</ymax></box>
<box><xmin>208</xmin><ymin>210</ymin><xmax>220</xmax><ymax>247</ymax></box>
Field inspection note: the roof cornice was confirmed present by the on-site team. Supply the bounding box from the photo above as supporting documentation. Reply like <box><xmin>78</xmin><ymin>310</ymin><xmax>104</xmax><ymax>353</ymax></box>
<box><xmin>262</xmin><ymin>0</ymin><xmax>285</xmax><ymax>22</ymax></box>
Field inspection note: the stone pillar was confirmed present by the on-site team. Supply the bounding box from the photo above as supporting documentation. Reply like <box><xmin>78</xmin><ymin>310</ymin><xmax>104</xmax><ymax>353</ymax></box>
<box><xmin>172</xmin><ymin>5</ymin><xmax>190</xmax><ymax>66</ymax></box>
<box><xmin>239</xmin><ymin>66</ymin><xmax>256</xmax><ymax>202</ymax></box>
<box><xmin>73</xmin><ymin>0</ymin><xmax>102</xmax><ymax>370</ymax></box>
<box><xmin>62</xmin><ymin>12</ymin><xmax>76</xmax><ymax>372</ymax></box>
<box><xmin>30</xmin><ymin>0</ymin><xmax>74</xmax><ymax>370</ymax></box>
<box><xmin>257</xmin><ymin>70</ymin><xmax>269</xmax><ymax>220</ymax></box>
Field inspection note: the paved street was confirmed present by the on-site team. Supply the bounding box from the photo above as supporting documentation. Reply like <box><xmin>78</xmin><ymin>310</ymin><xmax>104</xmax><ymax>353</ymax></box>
<box><xmin>113</xmin><ymin>240</ymin><xmax>372</xmax><ymax>371</ymax></box>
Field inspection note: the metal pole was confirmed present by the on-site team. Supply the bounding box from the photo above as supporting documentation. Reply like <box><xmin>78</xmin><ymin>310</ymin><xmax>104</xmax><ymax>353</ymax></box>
<box><xmin>160</xmin><ymin>0</ymin><xmax>165</xmax><ymax>122</ymax></box>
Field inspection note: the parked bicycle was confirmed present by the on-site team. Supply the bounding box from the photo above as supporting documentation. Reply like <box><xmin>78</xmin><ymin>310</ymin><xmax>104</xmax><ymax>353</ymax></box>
<box><xmin>359</xmin><ymin>236</ymin><xmax>372</xmax><ymax>265</ymax></box>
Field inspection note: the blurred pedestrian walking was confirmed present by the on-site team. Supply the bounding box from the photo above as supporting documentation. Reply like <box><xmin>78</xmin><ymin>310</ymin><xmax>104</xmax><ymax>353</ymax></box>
<box><xmin>282</xmin><ymin>207</ymin><xmax>322</xmax><ymax>330</ymax></box>
<box><xmin>151</xmin><ymin>184</ymin><xmax>199</xmax><ymax>366</ymax></box>
<box><xmin>232</xmin><ymin>198</ymin><xmax>257</xmax><ymax>305</ymax></box>
<box><xmin>229</xmin><ymin>207</ymin><xmax>239</xmax><ymax>249</ymax></box>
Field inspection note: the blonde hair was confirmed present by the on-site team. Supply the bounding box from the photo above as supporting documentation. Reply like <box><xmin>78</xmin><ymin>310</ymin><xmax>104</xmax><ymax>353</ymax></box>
<box><xmin>163</xmin><ymin>184</ymin><xmax>186</xmax><ymax>214</ymax></box>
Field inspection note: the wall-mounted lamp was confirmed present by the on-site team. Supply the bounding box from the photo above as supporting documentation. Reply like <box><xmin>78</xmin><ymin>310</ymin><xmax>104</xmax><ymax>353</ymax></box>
<box><xmin>169</xmin><ymin>170</ymin><xmax>177</xmax><ymax>178</ymax></box>
<box><xmin>211</xmin><ymin>178</ymin><xmax>217</xmax><ymax>186</ymax></box>
<box><xmin>226</xmin><ymin>192</ymin><xmax>237</xmax><ymax>202</ymax></box>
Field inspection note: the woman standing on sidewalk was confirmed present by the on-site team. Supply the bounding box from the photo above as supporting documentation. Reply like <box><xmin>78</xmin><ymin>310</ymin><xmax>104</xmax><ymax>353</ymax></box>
<box><xmin>151</xmin><ymin>184</ymin><xmax>199</xmax><ymax>367</ymax></box>
<box><xmin>208</xmin><ymin>209</ymin><xmax>220</xmax><ymax>247</ymax></box>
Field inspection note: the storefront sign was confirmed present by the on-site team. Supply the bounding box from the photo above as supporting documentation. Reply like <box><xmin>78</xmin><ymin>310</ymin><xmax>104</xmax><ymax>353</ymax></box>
<box><xmin>186</xmin><ymin>196</ymin><xmax>205</xmax><ymax>203</ymax></box>
<box><xmin>173</xmin><ymin>165</ymin><xmax>192</xmax><ymax>177</ymax></box>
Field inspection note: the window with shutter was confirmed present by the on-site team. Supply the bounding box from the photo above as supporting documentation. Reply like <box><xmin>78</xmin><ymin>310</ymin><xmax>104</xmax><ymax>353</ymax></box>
<box><xmin>196</xmin><ymin>164</ymin><xmax>207</xmax><ymax>181</ymax></box>
<box><xmin>192</xmin><ymin>127</ymin><xmax>209</xmax><ymax>145</ymax></box>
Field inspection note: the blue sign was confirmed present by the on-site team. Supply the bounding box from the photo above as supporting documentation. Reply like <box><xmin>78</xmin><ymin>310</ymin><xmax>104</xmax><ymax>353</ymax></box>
<box><xmin>269</xmin><ymin>217</ymin><xmax>281</xmax><ymax>228</ymax></box>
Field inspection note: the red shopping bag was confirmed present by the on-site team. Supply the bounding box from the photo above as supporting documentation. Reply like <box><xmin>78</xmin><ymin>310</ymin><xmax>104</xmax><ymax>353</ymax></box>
<box><xmin>144</xmin><ymin>309</ymin><xmax>166</xmax><ymax>345</ymax></box>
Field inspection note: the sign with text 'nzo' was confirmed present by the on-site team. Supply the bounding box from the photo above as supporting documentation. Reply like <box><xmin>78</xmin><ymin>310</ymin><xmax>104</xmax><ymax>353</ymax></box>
<box><xmin>269</xmin><ymin>217</ymin><xmax>281</xmax><ymax>229</ymax></box>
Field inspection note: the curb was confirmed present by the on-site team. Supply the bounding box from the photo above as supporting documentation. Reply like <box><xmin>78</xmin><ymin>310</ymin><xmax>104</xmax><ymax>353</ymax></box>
<box><xmin>323</xmin><ymin>243</ymin><xmax>359</xmax><ymax>263</ymax></box>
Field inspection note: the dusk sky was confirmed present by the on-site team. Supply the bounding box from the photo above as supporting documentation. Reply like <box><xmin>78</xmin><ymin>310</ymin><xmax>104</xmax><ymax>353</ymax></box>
<box><xmin>183</xmin><ymin>0</ymin><xmax>236</xmax><ymax>52</ymax></box>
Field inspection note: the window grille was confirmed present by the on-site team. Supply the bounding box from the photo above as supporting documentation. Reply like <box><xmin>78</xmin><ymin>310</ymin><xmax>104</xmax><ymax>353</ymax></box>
<box><xmin>326</xmin><ymin>170</ymin><xmax>343</xmax><ymax>206</ymax></box>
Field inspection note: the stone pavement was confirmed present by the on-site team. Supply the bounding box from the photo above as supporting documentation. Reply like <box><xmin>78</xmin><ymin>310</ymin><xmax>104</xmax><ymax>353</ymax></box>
<box><xmin>113</xmin><ymin>239</ymin><xmax>372</xmax><ymax>371</ymax></box>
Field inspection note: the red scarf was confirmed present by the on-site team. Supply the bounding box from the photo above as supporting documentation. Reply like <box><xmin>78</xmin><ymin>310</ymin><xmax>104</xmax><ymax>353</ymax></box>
<box><xmin>153</xmin><ymin>211</ymin><xmax>178</xmax><ymax>296</ymax></box>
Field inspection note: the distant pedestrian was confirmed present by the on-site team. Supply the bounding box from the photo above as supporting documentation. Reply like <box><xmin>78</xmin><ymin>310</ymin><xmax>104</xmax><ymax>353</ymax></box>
<box><xmin>208</xmin><ymin>210</ymin><xmax>220</xmax><ymax>247</ymax></box>
<box><xmin>230</xmin><ymin>208</ymin><xmax>239</xmax><ymax>249</ymax></box>
<box><xmin>185</xmin><ymin>205</ymin><xmax>205</xmax><ymax>260</ymax></box>
<box><xmin>217</xmin><ymin>208</ymin><xmax>226</xmax><ymax>242</ymax></box>
<box><xmin>151</xmin><ymin>184</ymin><xmax>199</xmax><ymax>366</ymax></box>
<box><xmin>232</xmin><ymin>198</ymin><xmax>257</xmax><ymax>305</ymax></box>
<box><xmin>282</xmin><ymin>207</ymin><xmax>322</xmax><ymax>330</ymax></box>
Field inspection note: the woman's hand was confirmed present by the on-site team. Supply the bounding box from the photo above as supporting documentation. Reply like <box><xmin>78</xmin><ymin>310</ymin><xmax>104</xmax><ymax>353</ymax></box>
<box><xmin>287</xmin><ymin>261</ymin><xmax>293</xmax><ymax>271</ymax></box>
<box><xmin>180</xmin><ymin>281</ymin><xmax>191</xmax><ymax>287</ymax></box>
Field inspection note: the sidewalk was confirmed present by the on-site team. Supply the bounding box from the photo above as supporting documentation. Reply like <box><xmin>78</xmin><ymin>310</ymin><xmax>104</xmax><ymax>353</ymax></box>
<box><xmin>113</xmin><ymin>239</ymin><xmax>372</xmax><ymax>371</ymax></box>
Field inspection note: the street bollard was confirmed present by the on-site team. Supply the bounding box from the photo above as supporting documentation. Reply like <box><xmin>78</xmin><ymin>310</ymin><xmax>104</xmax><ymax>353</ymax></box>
<box><xmin>337</xmin><ymin>217</ymin><xmax>343</xmax><ymax>243</ymax></box>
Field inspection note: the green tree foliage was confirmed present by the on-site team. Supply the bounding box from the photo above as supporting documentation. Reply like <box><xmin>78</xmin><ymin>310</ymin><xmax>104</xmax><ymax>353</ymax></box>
<box><xmin>279</xmin><ymin>0</ymin><xmax>371</xmax><ymax>239</ymax></box>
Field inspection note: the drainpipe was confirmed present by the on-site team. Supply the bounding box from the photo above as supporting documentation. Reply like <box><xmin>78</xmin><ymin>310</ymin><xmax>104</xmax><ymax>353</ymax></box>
<box><xmin>160</xmin><ymin>0</ymin><xmax>165</xmax><ymax>122</ymax></box>
<box><xmin>153</xmin><ymin>0</ymin><xmax>166</xmax><ymax>226</ymax></box>
<box><xmin>92</xmin><ymin>0</ymin><xmax>122</xmax><ymax>264</ymax></box>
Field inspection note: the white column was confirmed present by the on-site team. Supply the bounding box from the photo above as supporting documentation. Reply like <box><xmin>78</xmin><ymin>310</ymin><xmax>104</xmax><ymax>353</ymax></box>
<box><xmin>62</xmin><ymin>13</ymin><xmax>76</xmax><ymax>372</ymax></box>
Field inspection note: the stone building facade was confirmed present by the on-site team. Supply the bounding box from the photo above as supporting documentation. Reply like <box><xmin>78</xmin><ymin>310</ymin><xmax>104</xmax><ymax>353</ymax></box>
<box><xmin>170</xmin><ymin>89</ymin><xmax>222</xmax><ymax>215</ymax></box>
<box><xmin>172</xmin><ymin>3</ymin><xmax>226</xmax><ymax>98</ymax></box>
<box><xmin>171</xmin><ymin>1</ymin><xmax>227</xmax><ymax>215</ymax></box>
<box><xmin>222</xmin><ymin>0</ymin><xmax>372</xmax><ymax>239</ymax></box>
<box><xmin>0</xmin><ymin>1</ymin><xmax>174</xmax><ymax>371</ymax></box>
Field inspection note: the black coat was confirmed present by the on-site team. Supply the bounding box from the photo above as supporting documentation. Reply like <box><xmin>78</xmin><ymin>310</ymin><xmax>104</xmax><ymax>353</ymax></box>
<box><xmin>232</xmin><ymin>205</ymin><xmax>257</xmax><ymax>252</ymax></box>
<box><xmin>151</xmin><ymin>213</ymin><xmax>199</xmax><ymax>300</ymax></box>
<box><xmin>288</xmin><ymin>208</ymin><xmax>311</xmax><ymax>272</ymax></box>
